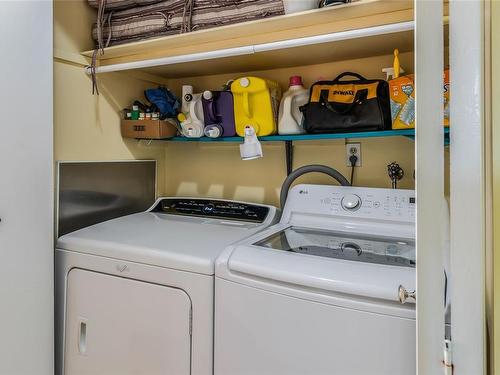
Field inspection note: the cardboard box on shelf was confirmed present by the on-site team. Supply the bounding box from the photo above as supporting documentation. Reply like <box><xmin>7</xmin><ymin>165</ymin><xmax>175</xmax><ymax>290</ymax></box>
<box><xmin>121</xmin><ymin>119</ymin><xmax>178</xmax><ymax>139</ymax></box>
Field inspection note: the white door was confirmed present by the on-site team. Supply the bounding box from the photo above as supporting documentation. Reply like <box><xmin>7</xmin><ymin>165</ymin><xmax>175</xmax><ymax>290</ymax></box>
<box><xmin>64</xmin><ymin>269</ymin><xmax>192</xmax><ymax>375</ymax></box>
<box><xmin>449</xmin><ymin>0</ymin><xmax>486</xmax><ymax>373</ymax></box>
<box><xmin>415</xmin><ymin>1</ymin><xmax>446</xmax><ymax>372</ymax></box>
<box><xmin>0</xmin><ymin>1</ymin><xmax>53</xmax><ymax>375</ymax></box>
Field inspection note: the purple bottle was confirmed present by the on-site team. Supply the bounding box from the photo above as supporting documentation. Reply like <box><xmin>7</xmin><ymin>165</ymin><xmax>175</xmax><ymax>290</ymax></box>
<box><xmin>202</xmin><ymin>90</ymin><xmax>236</xmax><ymax>138</ymax></box>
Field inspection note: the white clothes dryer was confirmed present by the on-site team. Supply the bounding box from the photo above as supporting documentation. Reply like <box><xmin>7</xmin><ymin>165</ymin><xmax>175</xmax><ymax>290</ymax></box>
<box><xmin>215</xmin><ymin>184</ymin><xmax>449</xmax><ymax>375</ymax></box>
<box><xmin>55</xmin><ymin>197</ymin><xmax>278</xmax><ymax>375</ymax></box>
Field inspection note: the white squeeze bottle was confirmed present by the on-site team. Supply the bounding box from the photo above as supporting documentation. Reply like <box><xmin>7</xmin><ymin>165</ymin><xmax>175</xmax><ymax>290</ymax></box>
<box><xmin>278</xmin><ymin>76</ymin><xmax>309</xmax><ymax>134</ymax></box>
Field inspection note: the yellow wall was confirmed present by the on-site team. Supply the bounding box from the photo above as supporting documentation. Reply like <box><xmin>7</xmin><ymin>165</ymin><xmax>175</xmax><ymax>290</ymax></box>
<box><xmin>53</xmin><ymin>0</ymin><xmax>166</xmax><ymax>194</ymax></box>
<box><xmin>164</xmin><ymin>136</ymin><xmax>416</xmax><ymax>207</ymax></box>
<box><xmin>54</xmin><ymin>0</ymin><xmax>95</xmax><ymax>57</ymax></box>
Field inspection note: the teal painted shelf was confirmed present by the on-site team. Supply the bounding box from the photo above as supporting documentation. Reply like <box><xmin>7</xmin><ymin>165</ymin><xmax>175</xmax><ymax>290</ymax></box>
<box><xmin>167</xmin><ymin>128</ymin><xmax>450</xmax><ymax>143</ymax></box>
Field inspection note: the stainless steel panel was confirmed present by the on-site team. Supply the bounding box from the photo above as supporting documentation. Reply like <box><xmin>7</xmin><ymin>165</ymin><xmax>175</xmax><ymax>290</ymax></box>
<box><xmin>57</xmin><ymin>161</ymin><xmax>156</xmax><ymax>236</ymax></box>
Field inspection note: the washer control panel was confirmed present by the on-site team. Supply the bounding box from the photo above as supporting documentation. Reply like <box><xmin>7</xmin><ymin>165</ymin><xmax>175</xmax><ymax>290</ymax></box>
<box><xmin>152</xmin><ymin>198</ymin><xmax>270</xmax><ymax>223</ymax></box>
<box><xmin>285</xmin><ymin>185</ymin><xmax>416</xmax><ymax>223</ymax></box>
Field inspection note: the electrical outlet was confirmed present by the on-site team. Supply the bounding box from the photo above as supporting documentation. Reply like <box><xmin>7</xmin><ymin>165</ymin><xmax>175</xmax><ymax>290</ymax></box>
<box><xmin>345</xmin><ymin>143</ymin><xmax>361</xmax><ymax>167</ymax></box>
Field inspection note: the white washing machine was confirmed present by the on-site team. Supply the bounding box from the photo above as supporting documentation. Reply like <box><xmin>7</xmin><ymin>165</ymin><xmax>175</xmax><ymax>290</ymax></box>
<box><xmin>55</xmin><ymin>197</ymin><xmax>278</xmax><ymax>375</ymax></box>
<box><xmin>215</xmin><ymin>184</ymin><xmax>449</xmax><ymax>375</ymax></box>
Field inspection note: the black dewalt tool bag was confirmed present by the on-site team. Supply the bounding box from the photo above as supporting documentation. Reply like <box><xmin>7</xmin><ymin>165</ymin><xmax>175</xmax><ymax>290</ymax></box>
<box><xmin>300</xmin><ymin>72</ymin><xmax>392</xmax><ymax>133</ymax></box>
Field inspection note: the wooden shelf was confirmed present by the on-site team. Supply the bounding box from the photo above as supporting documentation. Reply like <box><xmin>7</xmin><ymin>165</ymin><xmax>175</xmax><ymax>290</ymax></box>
<box><xmin>163</xmin><ymin>128</ymin><xmax>450</xmax><ymax>144</ymax></box>
<box><xmin>82</xmin><ymin>0</ymin><xmax>443</xmax><ymax>78</ymax></box>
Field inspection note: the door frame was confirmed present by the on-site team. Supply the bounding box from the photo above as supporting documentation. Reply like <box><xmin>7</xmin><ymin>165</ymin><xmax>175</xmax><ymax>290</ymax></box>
<box><xmin>449</xmin><ymin>0</ymin><xmax>487</xmax><ymax>373</ymax></box>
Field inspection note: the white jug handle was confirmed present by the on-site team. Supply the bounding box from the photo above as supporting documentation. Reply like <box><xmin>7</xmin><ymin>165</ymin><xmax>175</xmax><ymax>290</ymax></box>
<box><xmin>284</xmin><ymin>96</ymin><xmax>299</xmax><ymax>129</ymax></box>
<box><xmin>189</xmin><ymin>100</ymin><xmax>200</xmax><ymax>122</ymax></box>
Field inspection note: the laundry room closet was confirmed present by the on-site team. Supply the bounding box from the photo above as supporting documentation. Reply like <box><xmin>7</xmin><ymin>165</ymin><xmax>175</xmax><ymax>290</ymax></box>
<box><xmin>44</xmin><ymin>1</ymin><xmax>491</xmax><ymax>374</ymax></box>
<box><xmin>1</xmin><ymin>0</ymin><xmax>493</xmax><ymax>374</ymax></box>
<box><xmin>54</xmin><ymin>0</ymin><xmax>449</xmax><ymax>207</ymax></box>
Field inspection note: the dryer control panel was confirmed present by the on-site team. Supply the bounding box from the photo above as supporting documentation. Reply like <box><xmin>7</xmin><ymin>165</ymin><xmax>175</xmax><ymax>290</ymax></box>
<box><xmin>152</xmin><ymin>198</ymin><xmax>270</xmax><ymax>223</ymax></box>
<box><xmin>283</xmin><ymin>185</ymin><xmax>416</xmax><ymax>223</ymax></box>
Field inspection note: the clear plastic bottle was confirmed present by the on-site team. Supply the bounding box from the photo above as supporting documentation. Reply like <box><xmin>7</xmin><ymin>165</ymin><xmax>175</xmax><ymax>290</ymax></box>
<box><xmin>278</xmin><ymin>76</ymin><xmax>309</xmax><ymax>135</ymax></box>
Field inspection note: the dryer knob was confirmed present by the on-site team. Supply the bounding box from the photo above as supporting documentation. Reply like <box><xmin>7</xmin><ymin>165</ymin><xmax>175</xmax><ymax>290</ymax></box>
<box><xmin>341</xmin><ymin>194</ymin><xmax>361</xmax><ymax>211</ymax></box>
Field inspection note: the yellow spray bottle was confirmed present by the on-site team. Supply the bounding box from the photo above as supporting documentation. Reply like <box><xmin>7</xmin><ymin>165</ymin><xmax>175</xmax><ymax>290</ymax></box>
<box><xmin>393</xmin><ymin>49</ymin><xmax>400</xmax><ymax>79</ymax></box>
<box><xmin>382</xmin><ymin>48</ymin><xmax>404</xmax><ymax>80</ymax></box>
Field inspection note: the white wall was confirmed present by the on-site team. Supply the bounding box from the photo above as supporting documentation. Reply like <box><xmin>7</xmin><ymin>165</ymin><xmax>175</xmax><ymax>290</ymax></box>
<box><xmin>0</xmin><ymin>1</ymin><xmax>53</xmax><ymax>374</ymax></box>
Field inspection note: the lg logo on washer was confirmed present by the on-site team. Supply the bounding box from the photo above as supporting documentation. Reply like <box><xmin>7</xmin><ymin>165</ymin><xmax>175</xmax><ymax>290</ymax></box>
<box><xmin>202</xmin><ymin>204</ymin><xmax>215</xmax><ymax>214</ymax></box>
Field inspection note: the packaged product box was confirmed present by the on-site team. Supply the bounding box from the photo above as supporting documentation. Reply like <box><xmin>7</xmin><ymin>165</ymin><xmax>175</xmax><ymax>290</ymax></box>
<box><xmin>121</xmin><ymin>119</ymin><xmax>178</xmax><ymax>139</ymax></box>
<box><xmin>443</xmin><ymin>69</ymin><xmax>450</xmax><ymax>126</ymax></box>
<box><xmin>389</xmin><ymin>69</ymin><xmax>449</xmax><ymax>129</ymax></box>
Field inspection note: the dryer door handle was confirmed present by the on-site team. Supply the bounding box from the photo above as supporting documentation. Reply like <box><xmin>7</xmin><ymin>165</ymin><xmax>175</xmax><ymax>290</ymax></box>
<box><xmin>78</xmin><ymin>318</ymin><xmax>88</xmax><ymax>355</ymax></box>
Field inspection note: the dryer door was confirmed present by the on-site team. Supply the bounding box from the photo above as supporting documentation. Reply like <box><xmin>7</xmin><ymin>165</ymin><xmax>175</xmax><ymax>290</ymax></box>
<box><xmin>64</xmin><ymin>269</ymin><xmax>191</xmax><ymax>375</ymax></box>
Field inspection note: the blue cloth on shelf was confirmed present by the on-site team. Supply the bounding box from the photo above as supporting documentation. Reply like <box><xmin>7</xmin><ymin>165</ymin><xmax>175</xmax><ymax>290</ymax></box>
<box><xmin>144</xmin><ymin>87</ymin><xmax>180</xmax><ymax>118</ymax></box>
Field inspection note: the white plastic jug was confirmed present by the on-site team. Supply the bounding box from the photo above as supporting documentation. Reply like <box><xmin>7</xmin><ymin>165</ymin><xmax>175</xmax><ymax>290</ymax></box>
<box><xmin>278</xmin><ymin>76</ymin><xmax>309</xmax><ymax>135</ymax></box>
<box><xmin>179</xmin><ymin>85</ymin><xmax>205</xmax><ymax>138</ymax></box>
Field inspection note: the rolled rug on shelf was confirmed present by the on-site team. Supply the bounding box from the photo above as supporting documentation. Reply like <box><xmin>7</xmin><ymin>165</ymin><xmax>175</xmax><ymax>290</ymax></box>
<box><xmin>90</xmin><ymin>0</ymin><xmax>285</xmax><ymax>47</ymax></box>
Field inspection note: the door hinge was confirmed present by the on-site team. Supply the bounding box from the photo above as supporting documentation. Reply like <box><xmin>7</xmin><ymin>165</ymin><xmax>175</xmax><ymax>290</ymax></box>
<box><xmin>443</xmin><ymin>339</ymin><xmax>453</xmax><ymax>375</ymax></box>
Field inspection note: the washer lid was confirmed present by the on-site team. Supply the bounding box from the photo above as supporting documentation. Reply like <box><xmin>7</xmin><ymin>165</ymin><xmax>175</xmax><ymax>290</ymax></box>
<box><xmin>57</xmin><ymin>211</ymin><xmax>272</xmax><ymax>275</ymax></box>
<box><xmin>225</xmin><ymin>227</ymin><xmax>416</xmax><ymax>303</ymax></box>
